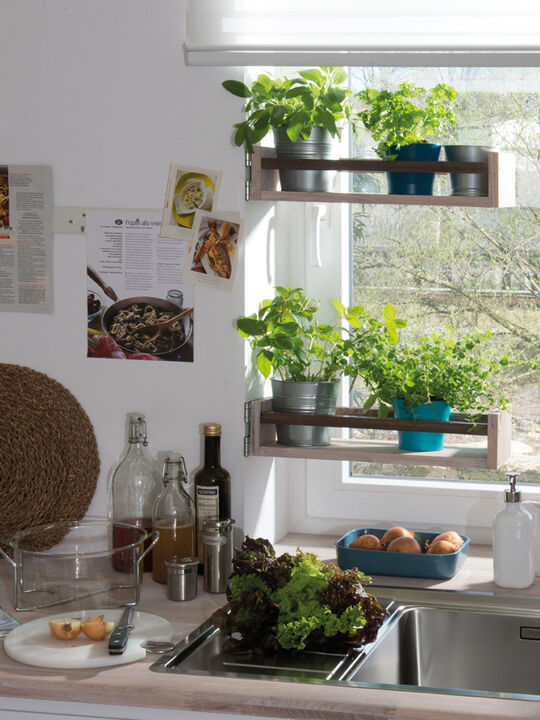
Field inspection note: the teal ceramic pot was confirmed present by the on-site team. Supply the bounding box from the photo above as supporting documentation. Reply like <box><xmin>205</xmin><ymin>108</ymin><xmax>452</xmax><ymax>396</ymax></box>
<box><xmin>387</xmin><ymin>143</ymin><xmax>441</xmax><ymax>195</ymax></box>
<box><xmin>392</xmin><ymin>398</ymin><xmax>451</xmax><ymax>451</ymax></box>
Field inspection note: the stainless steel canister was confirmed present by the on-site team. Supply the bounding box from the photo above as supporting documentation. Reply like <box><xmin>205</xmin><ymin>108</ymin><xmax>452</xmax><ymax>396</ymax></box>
<box><xmin>164</xmin><ymin>556</ymin><xmax>199</xmax><ymax>601</ymax></box>
<box><xmin>202</xmin><ymin>518</ymin><xmax>235</xmax><ymax>593</ymax></box>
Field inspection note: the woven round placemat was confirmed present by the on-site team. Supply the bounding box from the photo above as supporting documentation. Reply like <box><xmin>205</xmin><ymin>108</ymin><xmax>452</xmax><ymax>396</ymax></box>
<box><xmin>0</xmin><ymin>364</ymin><xmax>100</xmax><ymax>550</ymax></box>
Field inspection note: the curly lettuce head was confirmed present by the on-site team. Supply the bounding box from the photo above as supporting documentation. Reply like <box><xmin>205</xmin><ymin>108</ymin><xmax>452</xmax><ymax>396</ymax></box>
<box><xmin>213</xmin><ymin>536</ymin><xmax>385</xmax><ymax>654</ymax></box>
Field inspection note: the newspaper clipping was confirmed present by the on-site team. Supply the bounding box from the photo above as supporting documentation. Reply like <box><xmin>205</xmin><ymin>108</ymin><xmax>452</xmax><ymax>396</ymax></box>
<box><xmin>86</xmin><ymin>210</ymin><xmax>194</xmax><ymax>362</ymax></box>
<box><xmin>0</xmin><ymin>165</ymin><xmax>53</xmax><ymax>313</ymax></box>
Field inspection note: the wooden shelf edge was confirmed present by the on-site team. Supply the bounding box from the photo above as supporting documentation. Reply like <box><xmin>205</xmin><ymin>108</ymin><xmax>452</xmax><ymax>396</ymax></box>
<box><xmin>256</xmin><ymin>190</ymin><xmax>494</xmax><ymax>207</ymax></box>
<box><xmin>249</xmin><ymin>147</ymin><xmax>515</xmax><ymax>208</ymax></box>
<box><xmin>256</xmin><ymin>438</ymin><xmax>493</xmax><ymax>469</ymax></box>
<box><xmin>248</xmin><ymin>400</ymin><xmax>512</xmax><ymax>470</ymax></box>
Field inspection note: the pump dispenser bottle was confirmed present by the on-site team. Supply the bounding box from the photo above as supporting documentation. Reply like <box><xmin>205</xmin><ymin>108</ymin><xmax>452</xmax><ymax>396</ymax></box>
<box><xmin>493</xmin><ymin>471</ymin><xmax>534</xmax><ymax>588</ymax></box>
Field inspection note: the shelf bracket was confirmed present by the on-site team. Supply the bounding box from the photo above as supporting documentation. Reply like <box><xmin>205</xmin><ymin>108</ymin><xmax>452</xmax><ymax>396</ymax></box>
<box><xmin>245</xmin><ymin>152</ymin><xmax>252</xmax><ymax>201</ymax></box>
<box><xmin>243</xmin><ymin>400</ymin><xmax>252</xmax><ymax>457</ymax></box>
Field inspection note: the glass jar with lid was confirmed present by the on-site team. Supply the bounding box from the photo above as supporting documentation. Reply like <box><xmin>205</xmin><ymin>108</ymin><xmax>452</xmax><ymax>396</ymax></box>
<box><xmin>152</xmin><ymin>453</ymin><xmax>196</xmax><ymax>583</ymax></box>
<box><xmin>111</xmin><ymin>413</ymin><xmax>160</xmax><ymax>572</ymax></box>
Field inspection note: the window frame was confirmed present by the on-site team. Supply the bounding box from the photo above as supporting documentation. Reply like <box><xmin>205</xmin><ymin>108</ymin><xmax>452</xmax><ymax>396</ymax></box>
<box><xmin>285</xmin><ymin>88</ymin><xmax>540</xmax><ymax>543</ymax></box>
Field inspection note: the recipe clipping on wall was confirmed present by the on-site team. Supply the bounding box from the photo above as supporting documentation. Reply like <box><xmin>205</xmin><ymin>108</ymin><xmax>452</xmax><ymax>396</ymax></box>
<box><xmin>0</xmin><ymin>165</ymin><xmax>53</xmax><ymax>313</ymax></box>
<box><xmin>86</xmin><ymin>163</ymin><xmax>244</xmax><ymax>361</ymax></box>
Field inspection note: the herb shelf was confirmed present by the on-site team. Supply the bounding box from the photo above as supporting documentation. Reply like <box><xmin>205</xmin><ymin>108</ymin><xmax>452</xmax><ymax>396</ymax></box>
<box><xmin>246</xmin><ymin>399</ymin><xmax>512</xmax><ymax>470</ymax></box>
<box><xmin>247</xmin><ymin>147</ymin><xmax>516</xmax><ymax>208</ymax></box>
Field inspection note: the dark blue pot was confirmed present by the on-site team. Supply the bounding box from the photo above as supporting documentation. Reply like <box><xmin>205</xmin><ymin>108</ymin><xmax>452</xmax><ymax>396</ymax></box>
<box><xmin>392</xmin><ymin>398</ymin><xmax>451</xmax><ymax>451</ymax></box>
<box><xmin>387</xmin><ymin>143</ymin><xmax>441</xmax><ymax>196</ymax></box>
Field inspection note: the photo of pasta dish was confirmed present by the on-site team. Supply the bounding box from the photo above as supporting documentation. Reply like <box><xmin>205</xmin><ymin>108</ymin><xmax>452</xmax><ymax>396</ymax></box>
<box><xmin>109</xmin><ymin>303</ymin><xmax>186</xmax><ymax>354</ymax></box>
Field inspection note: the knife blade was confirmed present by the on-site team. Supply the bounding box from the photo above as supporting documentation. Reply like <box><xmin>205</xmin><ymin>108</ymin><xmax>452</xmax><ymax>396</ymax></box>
<box><xmin>108</xmin><ymin>606</ymin><xmax>135</xmax><ymax>655</ymax></box>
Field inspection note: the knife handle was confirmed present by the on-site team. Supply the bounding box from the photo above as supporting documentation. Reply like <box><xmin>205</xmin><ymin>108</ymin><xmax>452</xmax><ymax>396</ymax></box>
<box><xmin>108</xmin><ymin>627</ymin><xmax>128</xmax><ymax>654</ymax></box>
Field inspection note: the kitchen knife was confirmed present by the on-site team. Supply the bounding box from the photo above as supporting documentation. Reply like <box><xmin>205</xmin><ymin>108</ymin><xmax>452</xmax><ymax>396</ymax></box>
<box><xmin>108</xmin><ymin>606</ymin><xmax>135</xmax><ymax>655</ymax></box>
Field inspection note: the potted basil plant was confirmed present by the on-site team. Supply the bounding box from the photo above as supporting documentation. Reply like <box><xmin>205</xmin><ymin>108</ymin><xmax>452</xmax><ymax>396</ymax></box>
<box><xmin>347</xmin><ymin>323</ymin><xmax>510</xmax><ymax>451</ymax></box>
<box><xmin>223</xmin><ymin>67</ymin><xmax>353</xmax><ymax>192</ymax></box>
<box><xmin>237</xmin><ymin>286</ymin><xmax>346</xmax><ymax>446</ymax></box>
<box><xmin>237</xmin><ymin>288</ymin><xmax>402</xmax><ymax>447</ymax></box>
<box><xmin>355</xmin><ymin>82</ymin><xmax>457</xmax><ymax>195</ymax></box>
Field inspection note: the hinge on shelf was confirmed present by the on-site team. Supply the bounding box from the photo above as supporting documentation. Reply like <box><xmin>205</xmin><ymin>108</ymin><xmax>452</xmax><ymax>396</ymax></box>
<box><xmin>243</xmin><ymin>400</ymin><xmax>252</xmax><ymax>456</ymax></box>
<box><xmin>245</xmin><ymin>152</ymin><xmax>252</xmax><ymax>201</ymax></box>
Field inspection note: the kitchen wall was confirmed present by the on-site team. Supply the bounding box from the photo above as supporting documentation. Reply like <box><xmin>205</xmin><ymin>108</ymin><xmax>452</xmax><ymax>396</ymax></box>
<box><xmin>0</xmin><ymin>0</ymin><xmax>280</xmax><ymax>538</ymax></box>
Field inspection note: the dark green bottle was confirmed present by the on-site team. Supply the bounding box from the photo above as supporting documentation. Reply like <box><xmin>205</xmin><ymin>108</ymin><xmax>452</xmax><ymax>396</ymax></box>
<box><xmin>194</xmin><ymin>423</ymin><xmax>231</xmax><ymax>570</ymax></box>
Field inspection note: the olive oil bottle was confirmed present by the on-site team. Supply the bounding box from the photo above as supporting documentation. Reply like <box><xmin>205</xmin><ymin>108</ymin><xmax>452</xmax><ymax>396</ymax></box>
<box><xmin>194</xmin><ymin>423</ymin><xmax>231</xmax><ymax>569</ymax></box>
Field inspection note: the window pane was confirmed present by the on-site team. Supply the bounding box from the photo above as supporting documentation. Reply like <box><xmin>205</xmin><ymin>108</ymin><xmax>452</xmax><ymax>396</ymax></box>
<box><xmin>350</xmin><ymin>67</ymin><xmax>540</xmax><ymax>484</ymax></box>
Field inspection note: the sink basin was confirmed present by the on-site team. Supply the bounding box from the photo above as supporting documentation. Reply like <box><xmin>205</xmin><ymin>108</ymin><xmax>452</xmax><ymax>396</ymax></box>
<box><xmin>150</xmin><ymin>589</ymin><xmax>540</xmax><ymax>701</ymax></box>
<box><xmin>350</xmin><ymin>603</ymin><xmax>540</xmax><ymax>699</ymax></box>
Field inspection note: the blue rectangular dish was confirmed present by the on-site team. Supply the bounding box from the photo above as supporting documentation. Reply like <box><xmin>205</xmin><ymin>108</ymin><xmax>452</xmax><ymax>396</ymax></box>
<box><xmin>336</xmin><ymin>527</ymin><xmax>471</xmax><ymax>580</ymax></box>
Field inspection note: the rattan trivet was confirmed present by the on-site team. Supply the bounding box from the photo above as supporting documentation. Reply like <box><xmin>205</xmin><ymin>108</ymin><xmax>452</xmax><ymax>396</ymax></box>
<box><xmin>0</xmin><ymin>364</ymin><xmax>100</xmax><ymax>550</ymax></box>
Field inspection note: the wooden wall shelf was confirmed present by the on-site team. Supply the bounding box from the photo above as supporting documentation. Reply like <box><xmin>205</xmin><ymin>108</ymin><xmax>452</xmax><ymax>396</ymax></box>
<box><xmin>248</xmin><ymin>146</ymin><xmax>516</xmax><ymax>208</ymax></box>
<box><xmin>246</xmin><ymin>399</ymin><xmax>512</xmax><ymax>470</ymax></box>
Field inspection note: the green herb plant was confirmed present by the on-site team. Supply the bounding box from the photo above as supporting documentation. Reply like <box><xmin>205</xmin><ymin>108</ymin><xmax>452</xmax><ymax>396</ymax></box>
<box><xmin>237</xmin><ymin>287</ymin><xmax>402</xmax><ymax>383</ymax></box>
<box><xmin>211</xmin><ymin>536</ymin><xmax>386</xmax><ymax>654</ymax></box>
<box><xmin>355</xmin><ymin>82</ymin><xmax>458</xmax><ymax>159</ymax></box>
<box><xmin>222</xmin><ymin>67</ymin><xmax>354</xmax><ymax>153</ymax></box>
<box><xmin>348</xmin><ymin>324</ymin><xmax>510</xmax><ymax>417</ymax></box>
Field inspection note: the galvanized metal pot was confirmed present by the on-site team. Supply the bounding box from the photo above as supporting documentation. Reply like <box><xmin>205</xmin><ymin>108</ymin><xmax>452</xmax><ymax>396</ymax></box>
<box><xmin>444</xmin><ymin>145</ymin><xmax>494</xmax><ymax>197</ymax></box>
<box><xmin>272</xmin><ymin>126</ymin><xmax>338</xmax><ymax>192</ymax></box>
<box><xmin>270</xmin><ymin>379</ymin><xmax>339</xmax><ymax>446</ymax></box>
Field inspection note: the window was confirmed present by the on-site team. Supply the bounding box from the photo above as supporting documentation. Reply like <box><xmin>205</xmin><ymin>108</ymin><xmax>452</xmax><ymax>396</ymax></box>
<box><xmin>350</xmin><ymin>66</ymin><xmax>540</xmax><ymax>484</ymax></box>
<box><xmin>297</xmin><ymin>66</ymin><xmax>540</xmax><ymax>542</ymax></box>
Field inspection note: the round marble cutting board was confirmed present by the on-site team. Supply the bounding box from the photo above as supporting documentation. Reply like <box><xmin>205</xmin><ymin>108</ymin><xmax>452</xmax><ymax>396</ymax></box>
<box><xmin>4</xmin><ymin>609</ymin><xmax>172</xmax><ymax>669</ymax></box>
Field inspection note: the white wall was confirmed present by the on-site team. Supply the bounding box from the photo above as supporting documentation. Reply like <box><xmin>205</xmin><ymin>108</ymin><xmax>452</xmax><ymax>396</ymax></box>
<box><xmin>0</xmin><ymin>0</ymin><xmax>278</xmax><ymax>538</ymax></box>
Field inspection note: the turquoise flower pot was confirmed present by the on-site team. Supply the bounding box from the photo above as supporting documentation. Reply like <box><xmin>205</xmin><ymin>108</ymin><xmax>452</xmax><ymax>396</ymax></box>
<box><xmin>387</xmin><ymin>143</ymin><xmax>441</xmax><ymax>195</ymax></box>
<box><xmin>392</xmin><ymin>398</ymin><xmax>451</xmax><ymax>451</ymax></box>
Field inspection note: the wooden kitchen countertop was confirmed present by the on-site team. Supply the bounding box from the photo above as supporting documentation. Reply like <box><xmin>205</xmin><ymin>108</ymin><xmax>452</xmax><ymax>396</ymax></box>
<box><xmin>1</xmin><ymin>535</ymin><xmax>540</xmax><ymax>720</ymax></box>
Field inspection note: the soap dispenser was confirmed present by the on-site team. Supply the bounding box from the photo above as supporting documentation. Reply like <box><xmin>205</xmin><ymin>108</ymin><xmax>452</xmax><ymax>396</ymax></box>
<box><xmin>493</xmin><ymin>471</ymin><xmax>534</xmax><ymax>589</ymax></box>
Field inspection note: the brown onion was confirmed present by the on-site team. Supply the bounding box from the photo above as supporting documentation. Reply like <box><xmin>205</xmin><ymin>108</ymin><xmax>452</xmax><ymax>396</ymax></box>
<box><xmin>349</xmin><ymin>534</ymin><xmax>382</xmax><ymax>550</ymax></box>
<box><xmin>427</xmin><ymin>539</ymin><xmax>458</xmax><ymax>555</ymax></box>
<box><xmin>80</xmin><ymin>615</ymin><xmax>115</xmax><ymax>641</ymax></box>
<box><xmin>386</xmin><ymin>536</ymin><xmax>422</xmax><ymax>554</ymax></box>
<box><xmin>381</xmin><ymin>526</ymin><xmax>414</xmax><ymax>548</ymax></box>
<box><xmin>429</xmin><ymin>531</ymin><xmax>464</xmax><ymax>549</ymax></box>
<box><xmin>49</xmin><ymin>617</ymin><xmax>81</xmax><ymax>640</ymax></box>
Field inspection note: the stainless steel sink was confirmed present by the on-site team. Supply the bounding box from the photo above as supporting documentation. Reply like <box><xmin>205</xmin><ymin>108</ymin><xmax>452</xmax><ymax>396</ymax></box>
<box><xmin>350</xmin><ymin>603</ymin><xmax>540</xmax><ymax>697</ymax></box>
<box><xmin>150</xmin><ymin>588</ymin><xmax>540</xmax><ymax>701</ymax></box>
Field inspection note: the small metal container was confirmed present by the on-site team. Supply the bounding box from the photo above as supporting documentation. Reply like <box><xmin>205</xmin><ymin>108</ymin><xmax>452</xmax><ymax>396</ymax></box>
<box><xmin>165</xmin><ymin>556</ymin><xmax>199</xmax><ymax>601</ymax></box>
<box><xmin>202</xmin><ymin>519</ymin><xmax>235</xmax><ymax>593</ymax></box>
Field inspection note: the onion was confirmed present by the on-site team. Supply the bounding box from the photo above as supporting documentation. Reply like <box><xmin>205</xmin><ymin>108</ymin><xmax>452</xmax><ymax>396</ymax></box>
<box><xmin>381</xmin><ymin>526</ymin><xmax>414</xmax><ymax>548</ymax></box>
<box><xmin>49</xmin><ymin>617</ymin><xmax>81</xmax><ymax>640</ymax></box>
<box><xmin>429</xmin><ymin>531</ymin><xmax>464</xmax><ymax>549</ymax></box>
<box><xmin>386</xmin><ymin>536</ymin><xmax>422</xmax><ymax>554</ymax></box>
<box><xmin>80</xmin><ymin>615</ymin><xmax>115</xmax><ymax>641</ymax></box>
<box><xmin>349</xmin><ymin>534</ymin><xmax>382</xmax><ymax>550</ymax></box>
<box><xmin>427</xmin><ymin>539</ymin><xmax>458</xmax><ymax>555</ymax></box>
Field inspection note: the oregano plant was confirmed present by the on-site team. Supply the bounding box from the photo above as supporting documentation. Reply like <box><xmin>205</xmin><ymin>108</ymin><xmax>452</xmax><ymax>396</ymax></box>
<box><xmin>356</xmin><ymin>82</ymin><xmax>458</xmax><ymax>159</ymax></box>
<box><xmin>347</xmin><ymin>324</ymin><xmax>510</xmax><ymax>417</ymax></box>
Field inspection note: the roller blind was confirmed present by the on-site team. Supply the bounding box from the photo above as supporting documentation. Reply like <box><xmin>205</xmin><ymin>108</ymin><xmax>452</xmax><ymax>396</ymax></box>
<box><xmin>185</xmin><ymin>0</ymin><xmax>540</xmax><ymax>66</ymax></box>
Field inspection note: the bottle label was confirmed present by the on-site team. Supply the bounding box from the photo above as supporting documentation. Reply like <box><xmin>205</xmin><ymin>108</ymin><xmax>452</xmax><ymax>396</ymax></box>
<box><xmin>196</xmin><ymin>486</ymin><xmax>219</xmax><ymax>563</ymax></box>
<box><xmin>196</xmin><ymin>486</ymin><xmax>219</xmax><ymax>516</ymax></box>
